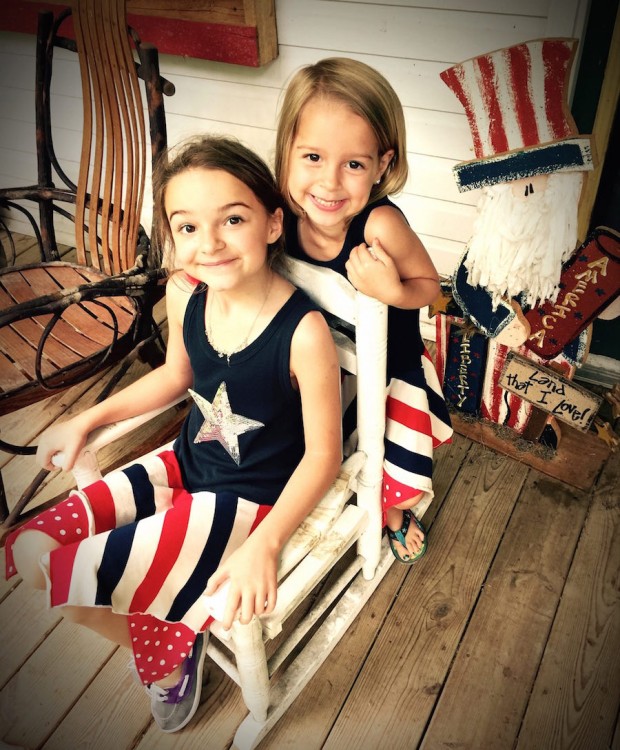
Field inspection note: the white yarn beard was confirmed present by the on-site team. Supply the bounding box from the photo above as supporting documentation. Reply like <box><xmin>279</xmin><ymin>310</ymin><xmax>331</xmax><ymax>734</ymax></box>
<box><xmin>465</xmin><ymin>172</ymin><xmax>583</xmax><ymax>308</ymax></box>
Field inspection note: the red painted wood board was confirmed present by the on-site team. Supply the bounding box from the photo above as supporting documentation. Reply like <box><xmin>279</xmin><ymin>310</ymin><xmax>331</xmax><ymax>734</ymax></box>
<box><xmin>0</xmin><ymin>1</ymin><xmax>270</xmax><ymax>67</ymax></box>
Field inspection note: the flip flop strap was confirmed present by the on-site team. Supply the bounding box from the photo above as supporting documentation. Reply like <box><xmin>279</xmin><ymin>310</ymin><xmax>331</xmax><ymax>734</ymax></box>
<box><xmin>387</xmin><ymin>509</ymin><xmax>412</xmax><ymax>547</ymax></box>
<box><xmin>388</xmin><ymin>528</ymin><xmax>407</xmax><ymax>547</ymax></box>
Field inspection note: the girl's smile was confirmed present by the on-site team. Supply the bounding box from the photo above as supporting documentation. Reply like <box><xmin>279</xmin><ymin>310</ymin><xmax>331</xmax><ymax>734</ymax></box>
<box><xmin>198</xmin><ymin>258</ymin><xmax>236</xmax><ymax>268</ymax></box>
<box><xmin>309</xmin><ymin>195</ymin><xmax>347</xmax><ymax>211</ymax></box>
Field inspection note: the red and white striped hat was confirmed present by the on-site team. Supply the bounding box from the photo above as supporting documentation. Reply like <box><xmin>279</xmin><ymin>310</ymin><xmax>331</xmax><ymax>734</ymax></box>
<box><xmin>440</xmin><ymin>38</ymin><xmax>595</xmax><ymax>191</ymax></box>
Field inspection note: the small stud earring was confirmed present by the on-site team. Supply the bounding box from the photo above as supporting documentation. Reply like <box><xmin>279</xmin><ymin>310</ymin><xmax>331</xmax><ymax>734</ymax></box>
<box><xmin>375</xmin><ymin>178</ymin><xmax>381</xmax><ymax>184</ymax></box>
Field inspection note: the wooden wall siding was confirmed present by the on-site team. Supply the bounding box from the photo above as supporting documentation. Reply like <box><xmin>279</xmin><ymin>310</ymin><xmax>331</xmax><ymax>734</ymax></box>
<box><xmin>0</xmin><ymin>0</ymin><xmax>590</xmax><ymax>333</ymax></box>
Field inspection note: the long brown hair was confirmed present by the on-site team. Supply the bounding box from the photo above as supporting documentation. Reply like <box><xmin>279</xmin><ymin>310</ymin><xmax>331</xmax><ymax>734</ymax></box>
<box><xmin>152</xmin><ymin>134</ymin><xmax>286</xmax><ymax>271</ymax></box>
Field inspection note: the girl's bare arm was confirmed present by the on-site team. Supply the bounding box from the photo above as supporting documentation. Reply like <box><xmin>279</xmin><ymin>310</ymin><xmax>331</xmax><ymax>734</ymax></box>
<box><xmin>345</xmin><ymin>204</ymin><xmax>440</xmax><ymax>309</ymax></box>
<box><xmin>36</xmin><ymin>276</ymin><xmax>195</xmax><ymax>471</ymax></box>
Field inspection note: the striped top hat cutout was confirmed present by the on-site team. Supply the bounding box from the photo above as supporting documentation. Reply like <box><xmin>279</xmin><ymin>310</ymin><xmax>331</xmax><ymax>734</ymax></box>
<box><xmin>440</xmin><ymin>38</ymin><xmax>595</xmax><ymax>191</ymax></box>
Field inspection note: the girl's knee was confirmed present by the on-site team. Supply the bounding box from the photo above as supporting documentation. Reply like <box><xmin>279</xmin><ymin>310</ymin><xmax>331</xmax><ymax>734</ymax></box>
<box><xmin>61</xmin><ymin>605</ymin><xmax>90</xmax><ymax>626</ymax></box>
<box><xmin>11</xmin><ymin>530</ymin><xmax>59</xmax><ymax>590</ymax></box>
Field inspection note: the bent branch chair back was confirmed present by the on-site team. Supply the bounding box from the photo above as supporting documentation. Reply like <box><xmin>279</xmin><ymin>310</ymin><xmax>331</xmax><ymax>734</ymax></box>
<box><xmin>0</xmin><ymin>0</ymin><xmax>175</xmax><ymax>527</ymax></box>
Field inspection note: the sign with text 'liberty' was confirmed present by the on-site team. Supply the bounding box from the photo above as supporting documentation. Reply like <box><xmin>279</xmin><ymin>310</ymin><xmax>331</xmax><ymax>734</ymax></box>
<box><xmin>499</xmin><ymin>352</ymin><xmax>601</xmax><ymax>431</ymax></box>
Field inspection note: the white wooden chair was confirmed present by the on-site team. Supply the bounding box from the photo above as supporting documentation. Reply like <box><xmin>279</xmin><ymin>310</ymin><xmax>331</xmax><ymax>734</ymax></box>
<box><xmin>53</xmin><ymin>257</ymin><xmax>394</xmax><ymax>748</ymax></box>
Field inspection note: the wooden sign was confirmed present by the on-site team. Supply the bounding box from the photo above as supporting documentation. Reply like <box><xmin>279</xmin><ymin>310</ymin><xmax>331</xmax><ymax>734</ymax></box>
<box><xmin>442</xmin><ymin>321</ymin><xmax>488</xmax><ymax>414</ymax></box>
<box><xmin>524</xmin><ymin>226</ymin><xmax>620</xmax><ymax>359</ymax></box>
<box><xmin>1</xmin><ymin>0</ymin><xmax>278</xmax><ymax>67</ymax></box>
<box><xmin>499</xmin><ymin>351</ymin><xmax>601</xmax><ymax>430</ymax></box>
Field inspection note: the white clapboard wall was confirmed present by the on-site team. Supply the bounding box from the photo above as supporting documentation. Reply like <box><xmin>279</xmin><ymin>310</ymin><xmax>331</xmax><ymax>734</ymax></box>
<box><xmin>0</xmin><ymin>0</ymin><xmax>590</xmax><ymax>336</ymax></box>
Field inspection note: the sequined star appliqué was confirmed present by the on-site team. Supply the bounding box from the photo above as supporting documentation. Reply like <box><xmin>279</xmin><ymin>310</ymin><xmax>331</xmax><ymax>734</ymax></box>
<box><xmin>189</xmin><ymin>382</ymin><xmax>264</xmax><ymax>465</ymax></box>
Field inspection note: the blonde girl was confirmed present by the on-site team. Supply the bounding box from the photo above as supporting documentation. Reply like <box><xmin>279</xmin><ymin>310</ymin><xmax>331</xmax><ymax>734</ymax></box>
<box><xmin>275</xmin><ymin>58</ymin><xmax>453</xmax><ymax>564</ymax></box>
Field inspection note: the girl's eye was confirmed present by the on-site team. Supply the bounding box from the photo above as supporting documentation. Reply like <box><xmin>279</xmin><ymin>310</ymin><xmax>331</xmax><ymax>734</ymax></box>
<box><xmin>347</xmin><ymin>161</ymin><xmax>364</xmax><ymax>170</ymax></box>
<box><xmin>304</xmin><ymin>153</ymin><xmax>320</xmax><ymax>162</ymax></box>
<box><xmin>178</xmin><ymin>224</ymin><xmax>195</xmax><ymax>234</ymax></box>
<box><xmin>226</xmin><ymin>215</ymin><xmax>243</xmax><ymax>226</ymax></box>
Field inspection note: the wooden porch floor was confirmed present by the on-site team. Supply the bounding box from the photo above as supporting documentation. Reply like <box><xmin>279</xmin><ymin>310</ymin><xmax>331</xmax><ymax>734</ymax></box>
<box><xmin>1</xmin><ymin>235</ymin><xmax>619</xmax><ymax>750</ymax></box>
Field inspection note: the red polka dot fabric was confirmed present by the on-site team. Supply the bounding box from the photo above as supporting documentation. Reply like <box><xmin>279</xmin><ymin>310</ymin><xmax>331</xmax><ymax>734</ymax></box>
<box><xmin>5</xmin><ymin>493</ymin><xmax>90</xmax><ymax>579</ymax></box>
<box><xmin>128</xmin><ymin>612</ymin><xmax>198</xmax><ymax>685</ymax></box>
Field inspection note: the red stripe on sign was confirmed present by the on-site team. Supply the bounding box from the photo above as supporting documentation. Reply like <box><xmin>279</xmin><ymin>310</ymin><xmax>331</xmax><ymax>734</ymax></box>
<box><xmin>127</xmin><ymin>14</ymin><xmax>262</xmax><ymax>67</ymax></box>
<box><xmin>129</xmin><ymin>490</ymin><xmax>193</xmax><ymax>613</ymax></box>
<box><xmin>434</xmin><ymin>314</ymin><xmax>449</xmax><ymax>387</ymax></box>
<box><xmin>543</xmin><ymin>40</ymin><xmax>574</xmax><ymax>139</ymax></box>
<box><xmin>0</xmin><ymin>1</ymin><xmax>69</xmax><ymax>35</ymax></box>
<box><xmin>477</xmin><ymin>55</ymin><xmax>509</xmax><ymax>155</ymax></box>
<box><xmin>481</xmin><ymin>343</ymin><xmax>506</xmax><ymax>423</ymax></box>
<box><xmin>440</xmin><ymin>66</ymin><xmax>483</xmax><ymax>158</ymax></box>
<box><xmin>505</xmin><ymin>391</ymin><xmax>526</xmax><ymax>430</ymax></box>
<box><xmin>508</xmin><ymin>44</ymin><xmax>540</xmax><ymax>148</ymax></box>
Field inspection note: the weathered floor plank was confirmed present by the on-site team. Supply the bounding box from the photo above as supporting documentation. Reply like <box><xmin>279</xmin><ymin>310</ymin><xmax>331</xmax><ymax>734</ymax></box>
<box><xmin>515</xmin><ymin>453</ymin><xmax>620</xmax><ymax>750</ymax></box>
<box><xmin>322</xmin><ymin>444</ymin><xmax>529</xmax><ymax>749</ymax></box>
<box><xmin>421</xmin><ymin>470</ymin><xmax>591</xmax><ymax>748</ymax></box>
<box><xmin>1</xmin><ymin>622</ymin><xmax>116</xmax><ymax>749</ymax></box>
<box><xmin>1</xmin><ymin>437</ymin><xmax>618</xmax><ymax>750</ymax></box>
<box><xmin>42</xmin><ymin>649</ymin><xmax>152</xmax><ymax>750</ymax></box>
<box><xmin>259</xmin><ymin>434</ymin><xmax>472</xmax><ymax>750</ymax></box>
<box><xmin>612</xmin><ymin>714</ymin><xmax>620</xmax><ymax>750</ymax></box>
<box><xmin>0</xmin><ymin>583</ymin><xmax>61</xmax><ymax>688</ymax></box>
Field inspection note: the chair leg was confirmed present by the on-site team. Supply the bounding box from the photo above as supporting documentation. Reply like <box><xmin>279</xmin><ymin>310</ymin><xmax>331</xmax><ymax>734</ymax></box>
<box><xmin>356</xmin><ymin>479</ymin><xmax>384</xmax><ymax>579</ymax></box>
<box><xmin>138</xmin><ymin>332</ymin><xmax>166</xmax><ymax>369</ymax></box>
<box><xmin>0</xmin><ymin>472</ymin><xmax>8</xmax><ymax>522</ymax></box>
<box><xmin>1</xmin><ymin>468</ymin><xmax>49</xmax><ymax>531</ymax></box>
<box><xmin>231</xmin><ymin>616</ymin><xmax>270</xmax><ymax>723</ymax></box>
<box><xmin>232</xmin><ymin>542</ymin><xmax>396</xmax><ymax>750</ymax></box>
<box><xmin>98</xmin><ymin>331</ymin><xmax>165</xmax><ymax>404</ymax></box>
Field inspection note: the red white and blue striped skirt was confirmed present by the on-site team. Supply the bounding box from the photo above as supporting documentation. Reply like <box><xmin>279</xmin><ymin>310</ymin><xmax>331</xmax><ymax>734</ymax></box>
<box><xmin>342</xmin><ymin>348</ymin><xmax>453</xmax><ymax>521</ymax></box>
<box><xmin>5</xmin><ymin>448</ymin><xmax>272</xmax><ymax>684</ymax></box>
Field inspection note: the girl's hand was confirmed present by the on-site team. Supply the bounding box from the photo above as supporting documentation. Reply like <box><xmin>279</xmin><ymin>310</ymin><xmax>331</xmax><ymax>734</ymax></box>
<box><xmin>35</xmin><ymin>415</ymin><xmax>91</xmax><ymax>472</ymax></box>
<box><xmin>204</xmin><ymin>534</ymin><xmax>278</xmax><ymax>630</ymax></box>
<box><xmin>345</xmin><ymin>239</ymin><xmax>402</xmax><ymax>305</ymax></box>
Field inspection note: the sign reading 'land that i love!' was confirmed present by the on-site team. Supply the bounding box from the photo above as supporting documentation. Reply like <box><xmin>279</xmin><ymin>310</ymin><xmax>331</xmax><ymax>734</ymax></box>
<box><xmin>499</xmin><ymin>352</ymin><xmax>601</xmax><ymax>430</ymax></box>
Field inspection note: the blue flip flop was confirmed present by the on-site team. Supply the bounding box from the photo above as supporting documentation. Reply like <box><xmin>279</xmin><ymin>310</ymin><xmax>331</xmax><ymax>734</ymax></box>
<box><xmin>386</xmin><ymin>508</ymin><xmax>427</xmax><ymax>564</ymax></box>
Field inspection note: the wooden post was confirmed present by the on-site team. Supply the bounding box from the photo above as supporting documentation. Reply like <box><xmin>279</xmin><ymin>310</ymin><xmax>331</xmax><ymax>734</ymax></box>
<box><xmin>577</xmin><ymin>4</ymin><xmax>620</xmax><ymax>239</ymax></box>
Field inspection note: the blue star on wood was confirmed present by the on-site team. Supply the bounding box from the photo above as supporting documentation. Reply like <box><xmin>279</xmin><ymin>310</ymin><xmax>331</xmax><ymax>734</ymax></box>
<box><xmin>189</xmin><ymin>383</ymin><xmax>264</xmax><ymax>465</ymax></box>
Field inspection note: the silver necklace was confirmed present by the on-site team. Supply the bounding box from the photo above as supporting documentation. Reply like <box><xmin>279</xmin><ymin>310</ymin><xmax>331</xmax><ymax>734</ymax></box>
<box><xmin>205</xmin><ymin>274</ymin><xmax>274</xmax><ymax>366</ymax></box>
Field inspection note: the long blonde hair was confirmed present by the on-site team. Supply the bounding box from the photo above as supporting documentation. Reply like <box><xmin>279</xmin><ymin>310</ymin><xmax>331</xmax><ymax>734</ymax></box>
<box><xmin>275</xmin><ymin>57</ymin><xmax>408</xmax><ymax>216</ymax></box>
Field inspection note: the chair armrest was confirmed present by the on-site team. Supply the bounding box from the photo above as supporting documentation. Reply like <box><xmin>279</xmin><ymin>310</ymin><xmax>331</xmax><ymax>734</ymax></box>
<box><xmin>84</xmin><ymin>395</ymin><xmax>188</xmax><ymax>454</ymax></box>
<box><xmin>202</xmin><ymin>451</ymin><xmax>367</xmax><ymax>626</ymax></box>
<box><xmin>282</xmin><ymin>257</ymin><xmax>358</xmax><ymax>324</ymax></box>
<box><xmin>51</xmin><ymin>394</ymin><xmax>188</xmax><ymax>487</ymax></box>
<box><xmin>0</xmin><ymin>267</ymin><xmax>167</xmax><ymax>327</ymax></box>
